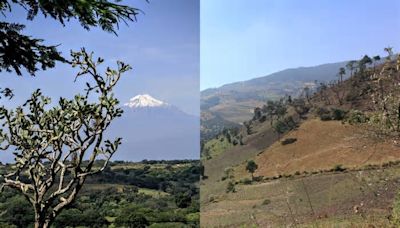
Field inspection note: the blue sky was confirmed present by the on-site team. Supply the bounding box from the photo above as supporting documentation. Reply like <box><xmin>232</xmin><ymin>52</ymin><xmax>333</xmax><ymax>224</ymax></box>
<box><xmin>0</xmin><ymin>0</ymin><xmax>199</xmax><ymax>115</ymax></box>
<box><xmin>201</xmin><ymin>0</ymin><xmax>400</xmax><ymax>90</ymax></box>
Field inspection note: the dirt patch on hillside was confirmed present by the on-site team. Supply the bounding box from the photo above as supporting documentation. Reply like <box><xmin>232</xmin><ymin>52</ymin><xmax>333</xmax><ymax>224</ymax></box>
<box><xmin>249</xmin><ymin>119</ymin><xmax>400</xmax><ymax>178</ymax></box>
<box><xmin>201</xmin><ymin>166</ymin><xmax>400</xmax><ymax>227</ymax></box>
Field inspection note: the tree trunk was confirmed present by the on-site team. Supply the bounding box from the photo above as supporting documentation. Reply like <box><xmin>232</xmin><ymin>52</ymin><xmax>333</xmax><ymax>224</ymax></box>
<box><xmin>34</xmin><ymin>219</ymin><xmax>52</xmax><ymax>228</ymax></box>
<box><xmin>34</xmin><ymin>217</ymin><xmax>45</xmax><ymax>228</ymax></box>
<box><xmin>34</xmin><ymin>210</ymin><xmax>52</xmax><ymax>228</ymax></box>
<box><xmin>34</xmin><ymin>207</ymin><xmax>45</xmax><ymax>228</ymax></box>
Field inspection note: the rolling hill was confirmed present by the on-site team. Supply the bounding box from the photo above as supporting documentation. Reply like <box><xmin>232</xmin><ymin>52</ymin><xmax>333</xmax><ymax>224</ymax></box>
<box><xmin>200</xmin><ymin>56</ymin><xmax>400</xmax><ymax>227</ymax></box>
<box><xmin>201</xmin><ymin>61</ymin><xmax>349</xmax><ymax>139</ymax></box>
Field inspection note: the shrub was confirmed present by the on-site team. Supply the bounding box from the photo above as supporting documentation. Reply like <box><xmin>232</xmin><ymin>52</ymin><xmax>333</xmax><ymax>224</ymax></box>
<box><xmin>222</xmin><ymin>167</ymin><xmax>234</xmax><ymax>181</ymax></box>
<box><xmin>115</xmin><ymin>210</ymin><xmax>149</xmax><ymax>228</ymax></box>
<box><xmin>226</xmin><ymin>181</ymin><xmax>236</xmax><ymax>193</ymax></box>
<box><xmin>315</xmin><ymin>107</ymin><xmax>330</xmax><ymax>116</ymax></box>
<box><xmin>332</xmin><ymin>108</ymin><xmax>347</xmax><ymax>120</ymax></box>
<box><xmin>186</xmin><ymin>212</ymin><xmax>200</xmax><ymax>224</ymax></box>
<box><xmin>317</xmin><ymin>107</ymin><xmax>347</xmax><ymax>121</ymax></box>
<box><xmin>253</xmin><ymin>176</ymin><xmax>263</xmax><ymax>182</ymax></box>
<box><xmin>262</xmin><ymin>199</ymin><xmax>271</xmax><ymax>205</ymax></box>
<box><xmin>149</xmin><ymin>223</ymin><xmax>187</xmax><ymax>228</ymax></box>
<box><xmin>333</xmin><ymin>164</ymin><xmax>346</xmax><ymax>172</ymax></box>
<box><xmin>241</xmin><ymin>178</ymin><xmax>252</xmax><ymax>185</ymax></box>
<box><xmin>320</xmin><ymin>113</ymin><xmax>332</xmax><ymax>121</ymax></box>
<box><xmin>281</xmin><ymin>138</ymin><xmax>297</xmax><ymax>145</ymax></box>
<box><xmin>346</xmin><ymin>110</ymin><xmax>368</xmax><ymax>124</ymax></box>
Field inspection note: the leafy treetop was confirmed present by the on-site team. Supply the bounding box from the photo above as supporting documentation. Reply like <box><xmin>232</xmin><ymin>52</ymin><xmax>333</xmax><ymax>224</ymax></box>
<box><xmin>0</xmin><ymin>0</ymin><xmax>144</xmax><ymax>76</ymax></box>
<box><xmin>0</xmin><ymin>48</ymin><xmax>131</xmax><ymax>228</ymax></box>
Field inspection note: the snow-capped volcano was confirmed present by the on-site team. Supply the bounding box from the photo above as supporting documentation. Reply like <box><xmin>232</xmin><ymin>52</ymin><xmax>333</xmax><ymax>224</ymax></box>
<box><xmin>107</xmin><ymin>94</ymin><xmax>199</xmax><ymax>161</ymax></box>
<box><xmin>124</xmin><ymin>94</ymin><xmax>169</xmax><ymax>108</ymax></box>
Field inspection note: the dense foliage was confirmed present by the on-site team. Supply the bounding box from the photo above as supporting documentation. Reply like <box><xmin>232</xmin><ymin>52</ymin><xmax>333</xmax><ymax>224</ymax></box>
<box><xmin>0</xmin><ymin>160</ymin><xmax>200</xmax><ymax>227</ymax></box>
<box><xmin>0</xmin><ymin>49</ymin><xmax>129</xmax><ymax>228</ymax></box>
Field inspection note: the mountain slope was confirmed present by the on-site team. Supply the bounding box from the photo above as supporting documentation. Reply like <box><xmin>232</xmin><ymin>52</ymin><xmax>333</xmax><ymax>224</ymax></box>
<box><xmin>201</xmin><ymin>61</ymin><xmax>349</xmax><ymax>139</ymax></box>
<box><xmin>200</xmin><ymin>57</ymin><xmax>400</xmax><ymax>227</ymax></box>
<box><xmin>107</xmin><ymin>94</ymin><xmax>199</xmax><ymax>161</ymax></box>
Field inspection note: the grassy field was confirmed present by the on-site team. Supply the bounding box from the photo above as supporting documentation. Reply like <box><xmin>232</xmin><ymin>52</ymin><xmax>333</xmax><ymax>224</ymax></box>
<box><xmin>82</xmin><ymin>183</ymin><xmax>170</xmax><ymax>197</ymax></box>
<box><xmin>200</xmin><ymin>118</ymin><xmax>400</xmax><ymax>227</ymax></box>
<box><xmin>202</xmin><ymin>137</ymin><xmax>234</xmax><ymax>160</ymax></box>
<box><xmin>235</xmin><ymin>119</ymin><xmax>400</xmax><ymax>179</ymax></box>
<box><xmin>202</xmin><ymin>165</ymin><xmax>400</xmax><ymax>227</ymax></box>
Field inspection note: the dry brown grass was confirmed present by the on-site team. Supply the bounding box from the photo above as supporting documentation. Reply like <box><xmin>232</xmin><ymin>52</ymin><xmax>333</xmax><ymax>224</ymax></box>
<box><xmin>233</xmin><ymin>119</ymin><xmax>400</xmax><ymax>179</ymax></box>
<box><xmin>201</xmin><ymin>166</ymin><xmax>400</xmax><ymax>227</ymax></box>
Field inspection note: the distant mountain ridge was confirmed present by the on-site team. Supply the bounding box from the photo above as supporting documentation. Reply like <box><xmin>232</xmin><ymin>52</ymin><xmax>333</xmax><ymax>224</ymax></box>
<box><xmin>202</xmin><ymin>61</ymin><xmax>349</xmax><ymax>98</ymax></box>
<box><xmin>200</xmin><ymin>60</ymin><xmax>349</xmax><ymax>139</ymax></box>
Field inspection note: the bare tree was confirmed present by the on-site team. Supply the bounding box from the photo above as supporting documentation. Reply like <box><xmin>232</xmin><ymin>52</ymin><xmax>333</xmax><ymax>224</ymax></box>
<box><xmin>384</xmin><ymin>46</ymin><xmax>393</xmax><ymax>61</ymax></box>
<box><xmin>0</xmin><ymin>49</ymin><xmax>131</xmax><ymax>228</ymax></box>
<box><xmin>331</xmin><ymin>84</ymin><xmax>344</xmax><ymax>106</ymax></box>
<box><xmin>370</xmin><ymin>47</ymin><xmax>400</xmax><ymax>136</ymax></box>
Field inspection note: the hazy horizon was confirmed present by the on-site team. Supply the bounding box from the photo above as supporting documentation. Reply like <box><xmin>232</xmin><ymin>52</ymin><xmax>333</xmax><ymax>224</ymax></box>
<box><xmin>201</xmin><ymin>0</ymin><xmax>400</xmax><ymax>90</ymax></box>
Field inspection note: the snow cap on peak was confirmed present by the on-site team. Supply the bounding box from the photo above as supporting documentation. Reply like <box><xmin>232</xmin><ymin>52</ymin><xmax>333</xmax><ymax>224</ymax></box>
<box><xmin>124</xmin><ymin>94</ymin><xmax>168</xmax><ymax>108</ymax></box>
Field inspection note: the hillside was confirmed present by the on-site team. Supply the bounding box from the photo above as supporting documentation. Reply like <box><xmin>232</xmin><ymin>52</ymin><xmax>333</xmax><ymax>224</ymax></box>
<box><xmin>237</xmin><ymin>119</ymin><xmax>400</xmax><ymax>179</ymax></box>
<box><xmin>200</xmin><ymin>54</ymin><xmax>400</xmax><ymax>227</ymax></box>
<box><xmin>201</xmin><ymin>61</ymin><xmax>349</xmax><ymax>140</ymax></box>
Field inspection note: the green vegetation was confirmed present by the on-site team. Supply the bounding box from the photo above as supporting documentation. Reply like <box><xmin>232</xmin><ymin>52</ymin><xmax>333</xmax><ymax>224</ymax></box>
<box><xmin>262</xmin><ymin>199</ymin><xmax>271</xmax><ymax>205</ymax></box>
<box><xmin>0</xmin><ymin>1</ymin><xmax>155</xmax><ymax>227</ymax></box>
<box><xmin>221</xmin><ymin>167</ymin><xmax>234</xmax><ymax>181</ymax></box>
<box><xmin>201</xmin><ymin>46</ymin><xmax>400</xmax><ymax>227</ymax></box>
<box><xmin>201</xmin><ymin>136</ymin><xmax>234</xmax><ymax>160</ymax></box>
<box><xmin>246</xmin><ymin>160</ymin><xmax>258</xmax><ymax>181</ymax></box>
<box><xmin>391</xmin><ymin>190</ymin><xmax>400</xmax><ymax>226</ymax></box>
<box><xmin>332</xmin><ymin>164</ymin><xmax>346</xmax><ymax>172</ymax></box>
<box><xmin>201</xmin><ymin>126</ymin><xmax>244</xmax><ymax>160</ymax></box>
<box><xmin>0</xmin><ymin>50</ymin><xmax>129</xmax><ymax>228</ymax></box>
<box><xmin>0</xmin><ymin>0</ymin><xmax>141</xmax><ymax>76</ymax></box>
<box><xmin>226</xmin><ymin>181</ymin><xmax>236</xmax><ymax>193</ymax></box>
<box><xmin>281</xmin><ymin>138</ymin><xmax>297</xmax><ymax>145</ymax></box>
<box><xmin>0</xmin><ymin>160</ymin><xmax>200</xmax><ymax>227</ymax></box>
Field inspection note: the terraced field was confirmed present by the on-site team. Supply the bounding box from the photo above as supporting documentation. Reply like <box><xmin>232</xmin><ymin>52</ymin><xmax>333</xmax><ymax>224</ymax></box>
<box><xmin>202</xmin><ymin>165</ymin><xmax>400</xmax><ymax>227</ymax></box>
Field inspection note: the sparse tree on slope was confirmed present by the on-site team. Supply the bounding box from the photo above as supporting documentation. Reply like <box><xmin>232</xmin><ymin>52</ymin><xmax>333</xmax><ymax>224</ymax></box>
<box><xmin>246</xmin><ymin>160</ymin><xmax>258</xmax><ymax>181</ymax></box>
<box><xmin>358</xmin><ymin>55</ymin><xmax>372</xmax><ymax>74</ymax></box>
<box><xmin>373</xmin><ymin>55</ymin><xmax>381</xmax><ymax>72</ymax></box>
<box><xmin>346</xmin><ymin>60</ymin><xmax>357</xmax><ymax>77</ymax></box>
<box><xmin>0</xmin><ymin>49</ymin><xmax>130</xmax><ymax>228</ymax></box>
<box><xmin>338</xmin><ymin>67</ymin><xmax>346</xmax><ymax>84</ymax></box>
<box><xmin>384</xmin><ymin>46</ymin><xmax>394</xmax><ymax>61</ymax></box>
